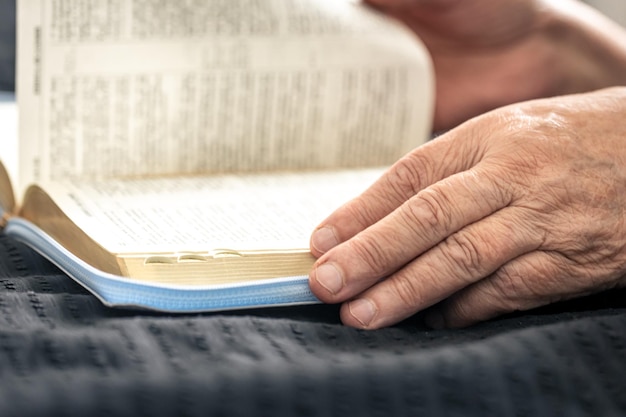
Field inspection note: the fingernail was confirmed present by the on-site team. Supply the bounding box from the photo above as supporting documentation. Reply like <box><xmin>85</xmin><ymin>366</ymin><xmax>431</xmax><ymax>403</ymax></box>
<box><xmin>311</xmin><ymin>227</ymin><xmax>339</xmax><ymax>254</ymax></box>
<box><xmin>314</xmin><ymin>263</ymin><xmax>343</xmax><ymax>295</ymax></box>
<box><xmin>424</xmin><ymin>311</ymin><xmax>445</xmax><ymax>330</ymax></box>
<box><xmin>348</xmin><ymin>298</ymin><xmax>377</xmax><ymax>327</ymax></box>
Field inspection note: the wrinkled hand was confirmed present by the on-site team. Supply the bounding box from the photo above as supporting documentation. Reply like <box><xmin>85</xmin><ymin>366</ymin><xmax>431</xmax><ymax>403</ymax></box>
<box><xmin>309</xmin><ymin>87</ymin><xmax>626</xmax><ymax>329</ymax></box>
<box><xmin>365</xmin><ymin>0</ymin><xmax>626</xmax><ymax>130</ymax></box>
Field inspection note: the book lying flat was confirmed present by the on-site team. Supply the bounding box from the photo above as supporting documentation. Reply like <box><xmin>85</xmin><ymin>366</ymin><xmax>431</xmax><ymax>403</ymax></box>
<box><xmin>0</xmin><ymin>0</ymin><xmax>433</xmax><ymax>312</ymax></box>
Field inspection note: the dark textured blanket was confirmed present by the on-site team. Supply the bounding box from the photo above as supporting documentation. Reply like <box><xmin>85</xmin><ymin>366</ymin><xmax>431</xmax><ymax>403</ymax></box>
<box><xmin>0</xmin><ymin>234</ymin><xmax>625</xmax><ymax>417</ymax></box>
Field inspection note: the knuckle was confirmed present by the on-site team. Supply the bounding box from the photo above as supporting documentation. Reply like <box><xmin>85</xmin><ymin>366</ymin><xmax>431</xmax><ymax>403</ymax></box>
<box><xmin>489</xmin><ymin>266</ymin><xmax>537</xmax><ymax>300</ymax></box>
<box><xmin>388</xmin><ymin>273</ymin><xmax>424</xmax><ymax>310</ymax></box>
<box><xmin>472</xmin><ymin>169</ymin><xmax>513</xmax><ymax>210</ymax></box>
<box><xmin>384</xmin><ymin>153</ymin><xmax>432</xmax><ymax>201</ymax></box>
<box><xmin>442</xmin><ymin>231</ymin><xmax>486</xmax><ymax>279</ymax></box>
<box><xmin>347</xmin><ymin>234</ymin><xmax>395</xmax><ymax>276</ymax></box>
<box><xmin>405</xmin><ymin>187</ymin><xmax>453</xmax><ymax>231</ymax></box>
<box><xmin>343</xmin><ymin>196</ymin><xmax>383</xmax><ymax>230</ymax></box>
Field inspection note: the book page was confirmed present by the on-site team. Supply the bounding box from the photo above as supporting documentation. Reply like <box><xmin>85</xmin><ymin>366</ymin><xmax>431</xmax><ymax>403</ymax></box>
<box><xmin>41</xmin><ymin>169</ymin><xmax>383</xmax><ymax>254</ymax></box>
<box><xmin>17</xmin><ymin>0</ymin><xmax>433</xmax><ymax>193</ymax></box>
<box><xmin>0</xmin><ymin>95</ymin><xmax>17</xmax><ymax>208</ymax></box>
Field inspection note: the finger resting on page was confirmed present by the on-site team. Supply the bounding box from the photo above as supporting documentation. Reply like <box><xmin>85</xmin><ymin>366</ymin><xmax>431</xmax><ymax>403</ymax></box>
<box><xmin>310</xmin><ymin>164</ymin><xmax>513</xmax><ymax>305</ymax></box>
<box><xmin>310</xmin><ymin>154</ymin><xmax>441</xmax><ymax>257</ymax></box>
<box><xmin>310</xmin><ymin>132</ymin><xmax>484</xmax><ymax>257</ymax></box>
<box><xmin>337</xmin><ymin>206</ymin><xmax>542</xmax><ymax>329</ymax></box>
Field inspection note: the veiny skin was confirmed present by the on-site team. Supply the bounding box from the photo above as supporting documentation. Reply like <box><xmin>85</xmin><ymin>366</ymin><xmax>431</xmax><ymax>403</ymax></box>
<box><xmin>310</xmin><ymin>88</ymin><xmax>626</xmax><ymax>329</ymax></box>
<box><xmin>308</xmin><ymin>0</ymin><xmax>626</xmax><ymax>329</ymax></box>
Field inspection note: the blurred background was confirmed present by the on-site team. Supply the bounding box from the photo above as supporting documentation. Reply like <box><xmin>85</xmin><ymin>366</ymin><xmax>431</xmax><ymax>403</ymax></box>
<box><xmin>0</xmin><ymin>0</ymin><xmax>624</xmax><ymax>92</ymax></box>
<box><xmin>0</xmin><ymin>0</ymin><xmax>15</xmax><ymax>91</ymax></box>
<box><xmin>587</xmin><ymin>0</ymin><xmax>626</xmax><ymax>25</ymax></box>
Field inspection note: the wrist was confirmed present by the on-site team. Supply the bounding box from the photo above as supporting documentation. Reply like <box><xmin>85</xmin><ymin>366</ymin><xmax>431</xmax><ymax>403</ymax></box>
<box><xmin>541</xmin><ymin>0</ymin><xmax>626</xmax><ymax>96</ymax></box>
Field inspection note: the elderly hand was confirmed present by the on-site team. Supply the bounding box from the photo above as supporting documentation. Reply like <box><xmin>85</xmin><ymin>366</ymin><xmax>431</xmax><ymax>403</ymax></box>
<box><xmin>309</xmin><ymin>87</ymin><xmax>626</xmax><ymax>329</ymax></box>
<box><xmin>365</xmin><ymin>0</ymin><xmax>626</xmax><ymax>130</ymax></box>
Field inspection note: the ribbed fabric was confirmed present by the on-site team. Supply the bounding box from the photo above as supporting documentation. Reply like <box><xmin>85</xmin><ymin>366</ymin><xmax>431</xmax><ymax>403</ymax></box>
<box><xmin>0</xmin><ymin>234</ymin><xmax>625</xmax><ymax>417</ymax></box>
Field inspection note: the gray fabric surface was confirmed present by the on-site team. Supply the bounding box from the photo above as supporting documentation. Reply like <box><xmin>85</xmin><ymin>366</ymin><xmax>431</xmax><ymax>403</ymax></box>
<box><xmin>0</xmin><ymin>233</ymin><xmax>625</xmax><ymax>416</ymax></box>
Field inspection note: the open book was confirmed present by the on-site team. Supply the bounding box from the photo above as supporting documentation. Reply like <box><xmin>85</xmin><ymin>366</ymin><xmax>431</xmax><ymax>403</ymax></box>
<box><xmin>0</xmin><ymin>0</ymin><xmax>433</xmax><ymax>312</ymax></box>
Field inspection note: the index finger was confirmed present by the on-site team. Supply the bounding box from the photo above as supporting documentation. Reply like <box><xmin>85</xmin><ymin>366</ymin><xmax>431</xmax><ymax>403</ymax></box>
<box><xmin>310</xmin><ymin>127</ymin><xmax>484</xmax><ymax>256</ymax></box>
<box><xmin>309</xmin><ymin>162</ymin><xmax>513</xmax><ymax>304</ymax></box>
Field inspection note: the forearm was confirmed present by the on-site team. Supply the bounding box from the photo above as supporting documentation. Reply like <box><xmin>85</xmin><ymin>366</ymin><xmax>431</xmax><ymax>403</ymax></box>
<box><xmin>543</xmin><ymin>0</ymin><xmax>626</xmax><ymax>95</ymax></box>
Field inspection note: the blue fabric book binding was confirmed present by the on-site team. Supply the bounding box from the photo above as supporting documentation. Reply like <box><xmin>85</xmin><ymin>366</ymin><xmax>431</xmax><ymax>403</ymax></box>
<box><xmin>4</xmin><ymin>217</ymin><xmax>319</xmax><ymax>312</ymax></box>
